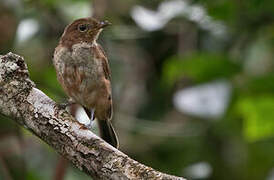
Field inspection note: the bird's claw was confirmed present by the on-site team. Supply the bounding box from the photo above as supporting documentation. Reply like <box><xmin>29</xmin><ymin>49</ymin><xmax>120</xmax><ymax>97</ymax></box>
<box><xmin>85</xmin><ymin>109</ymin><xmax>95</xmax><ymax>128</ymax></box>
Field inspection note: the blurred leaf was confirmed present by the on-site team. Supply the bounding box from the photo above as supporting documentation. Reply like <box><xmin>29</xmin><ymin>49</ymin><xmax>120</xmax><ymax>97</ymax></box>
<box><xmin>26</xmin><ymin>170</ymin><xmax>43</xmax><ymax>180</ymax></box>
<box><xmin>24</xmin><ymin>0</ymin><xmax>90</xmax><ymax>8</ymax></box>
<box><xmin>29</xmin><ymin>65</ymin><xmax>65</xmax><ymax>101</ymax></box>
<box><xmin>246</xmin><ymin>74</ymin><xmax>274</xmax><ymax>94</ymax></box>
<box><xmin>206</xmin><ymin>1</ymin><xmax>236</xmax><ymax>22</ymax></box>
<box><xmin>237</xmin><ymin>95</ymin><xmax>274</xmax><ymax>141</ymax></box>
<box><xmin>162</xmin><ymin>53</ymin><xmax>240</xmax><ymax>87</ymax></box>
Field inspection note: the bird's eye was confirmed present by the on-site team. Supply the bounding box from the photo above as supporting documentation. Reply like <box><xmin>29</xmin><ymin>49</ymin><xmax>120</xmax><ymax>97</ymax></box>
<box><xmin>78</xmin><ymin>24</ymin><xmax>88</xmax><ymax>32</ymax></box>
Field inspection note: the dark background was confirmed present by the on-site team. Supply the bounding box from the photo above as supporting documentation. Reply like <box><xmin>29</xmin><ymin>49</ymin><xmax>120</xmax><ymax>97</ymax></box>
<box><xmin>0</xmin><ymin>0</ymin><xmax>274</xmax><ymax>179</ymax></box>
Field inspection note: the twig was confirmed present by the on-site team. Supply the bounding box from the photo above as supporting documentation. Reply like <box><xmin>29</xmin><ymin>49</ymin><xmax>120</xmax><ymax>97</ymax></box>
<box><xmin>54</xmin><ymin>156</ymin><xmax>68</xmax><ymax>180</ymax></box>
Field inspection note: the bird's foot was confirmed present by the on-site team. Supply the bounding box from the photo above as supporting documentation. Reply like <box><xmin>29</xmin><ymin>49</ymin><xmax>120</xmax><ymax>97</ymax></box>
<box><xmin>86</xmin><ymin>109</ymin><xmax>95</xmax><ymax>129</ymax></box>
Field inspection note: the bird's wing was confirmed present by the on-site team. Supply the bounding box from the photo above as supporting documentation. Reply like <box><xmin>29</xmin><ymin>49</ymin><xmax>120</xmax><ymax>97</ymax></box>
<box><xmin>97</xmin><ymin>44</ymin><xmax>113</xmax><ymax>120</ymax></box>
<box><xmin>97</xmin><ymin>44</ymin><xmax>111</xmax><ymax>80</ymax></box>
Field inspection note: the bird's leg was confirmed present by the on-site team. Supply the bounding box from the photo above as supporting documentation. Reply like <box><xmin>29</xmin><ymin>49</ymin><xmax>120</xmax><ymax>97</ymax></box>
<box><xmin>85</xmin><ymin>108</ymin><xmax>95</xmax><ymax>129</ymax></box>
<box><xmin>90</xmin><ymin>109</ymin><xmax>95</xmax><ymax>121</ymax></box>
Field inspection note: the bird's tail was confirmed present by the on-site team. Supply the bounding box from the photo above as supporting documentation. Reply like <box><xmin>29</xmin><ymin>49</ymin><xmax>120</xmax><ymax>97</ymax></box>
<box><xmin>97</xmin><ymin>120</ymin><xmax>119</xmax><ymax>148</ymax></box>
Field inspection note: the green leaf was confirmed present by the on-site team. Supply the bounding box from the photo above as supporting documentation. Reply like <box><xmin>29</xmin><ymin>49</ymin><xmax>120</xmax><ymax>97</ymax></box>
<box><xmin>237</xmin><ymin>95</ymin><xmax>274</xmax><ymax>141</ymax></box>
<box><xmin>207</xmin><ymin>1</ymin><xmax>236</xmax><ymax>22</ymax></box>
<box><xmin>162</xmin><ymin>53</ymin><xmax>240</xmax><ymax>87</ymax></box>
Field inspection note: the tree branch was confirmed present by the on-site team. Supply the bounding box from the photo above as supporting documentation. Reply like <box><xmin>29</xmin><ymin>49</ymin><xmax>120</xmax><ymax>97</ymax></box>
<box><xmin>0</xmin><ymin>52</ymin><xmax>186</xmax><ymax>180</ymax></box>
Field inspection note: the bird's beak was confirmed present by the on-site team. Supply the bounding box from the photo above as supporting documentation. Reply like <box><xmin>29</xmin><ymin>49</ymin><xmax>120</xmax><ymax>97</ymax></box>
<box><xmin>99</xmin><ymin>20</ymin><xmax>111</xmax><ymax>28</ymax></box>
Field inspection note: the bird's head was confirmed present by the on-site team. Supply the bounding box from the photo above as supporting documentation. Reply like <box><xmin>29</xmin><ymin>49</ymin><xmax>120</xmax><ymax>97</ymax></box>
<box><xmin>60</xmin><ymin>17</ymin><xmax>110</xmax><ymax>49</ymax></box>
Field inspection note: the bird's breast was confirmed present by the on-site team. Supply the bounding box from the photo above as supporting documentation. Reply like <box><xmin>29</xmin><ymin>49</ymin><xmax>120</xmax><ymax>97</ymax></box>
<box><xmin>53</xmin><ymin>42</ymin><xmax>106</xmax><ymax>107</ymax></box>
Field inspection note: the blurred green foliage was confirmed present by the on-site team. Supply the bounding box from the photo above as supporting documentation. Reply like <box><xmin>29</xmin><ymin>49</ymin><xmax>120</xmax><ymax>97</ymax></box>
<box><xmin>163</xmin><ymin>53</ymin><xmax>240</xmax><ymax>86</ymax></box>
<box><xmin>237</xmin><ymin>95</ymin><xmax>274</xmax><ymax>142</ymax></box>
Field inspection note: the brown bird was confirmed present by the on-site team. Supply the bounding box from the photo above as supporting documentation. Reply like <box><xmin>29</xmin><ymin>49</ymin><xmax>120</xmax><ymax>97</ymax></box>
<box><xmin>53</xmin><ymin>17</ymin><xmax>118</xmax><ymax>148</ymax></box>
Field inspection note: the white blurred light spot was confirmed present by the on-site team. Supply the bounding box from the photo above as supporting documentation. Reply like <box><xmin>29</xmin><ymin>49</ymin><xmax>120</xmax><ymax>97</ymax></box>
<box><xmin>131</xmin><ymin>0</ymin><xmax>186</xmax><ymax>31</ymax></box>
<box><xmin>173</xmin><ymin>80</ymin><xmax>231</xmax><ymax>119</ymax></box>
<box><xmin>58</xmin><ymin>1</ymin><xmax>91</xmax><ymax>21</ymax></box>
<box><xmin>183</xmin><ymin>162</ymin><xmax>212</xmax><ymax>179</ymax></box>
<box><xmin>131</xmin><ymin>0</ymin><xmax>226</xmax><ymax>36</ymax></box>
<box><xmin>131</xmin><ymin>6</ymin><xmax>164</xmax><ymax>31</ymax></box>
<box><xmin>159</xmin><ymin>0</ymin><xmax>188</xmax><ymax>20</ymax></box>
<box><xmin>16</xmin><ymin>19</ymin><xmax>39</xmax><ymax>43</ymax></box>
<box><xmin>188</xmin><ymin>5</ymin><xmax>205</xmax><ymax>22</ymax></box>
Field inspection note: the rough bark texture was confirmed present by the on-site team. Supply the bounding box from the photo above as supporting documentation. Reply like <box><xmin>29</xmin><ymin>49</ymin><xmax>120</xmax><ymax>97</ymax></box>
<box><xmin>0</xmin><ymin>52</ymin><xmax>186</xmax><ymax>180</ymax></box>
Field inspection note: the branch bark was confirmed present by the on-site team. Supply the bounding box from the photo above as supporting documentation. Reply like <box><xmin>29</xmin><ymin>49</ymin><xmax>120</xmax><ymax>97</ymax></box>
<box><xmin>0</xmin><ymin>52</ymin><xmax>186</xmax><ymax>180</ymax></box>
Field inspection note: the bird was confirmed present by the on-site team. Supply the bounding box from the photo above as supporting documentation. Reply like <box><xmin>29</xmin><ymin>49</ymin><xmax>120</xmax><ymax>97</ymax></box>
<box><xmin>53</xmin><ymin>17</ymin><xmax>119</xmax><ymax>148</ymax></box>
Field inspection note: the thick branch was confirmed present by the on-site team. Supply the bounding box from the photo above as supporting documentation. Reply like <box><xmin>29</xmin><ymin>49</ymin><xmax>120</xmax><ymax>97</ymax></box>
<box><xmin>0</xmin><ymin>53</ymin><xmax>186</xmax><ymax>180</ymax></box>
